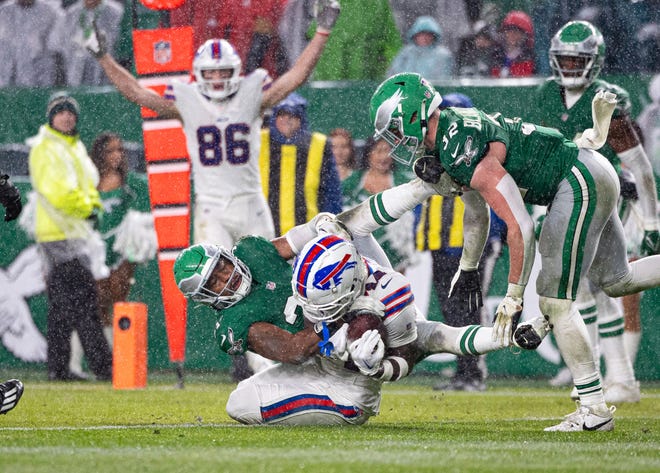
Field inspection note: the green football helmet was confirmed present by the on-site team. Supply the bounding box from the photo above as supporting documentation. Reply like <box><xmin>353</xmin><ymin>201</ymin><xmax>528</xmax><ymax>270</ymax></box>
<box><xmin>173</xmin><ymin>243</ymin><xmax>252</xmax><ymax>310</ymax></box>
<box><xmin>369</xmin><ymin>73</ymin><xmax>443</xmax><ymax>166</ymax></box>
<box><xmin>549</xmin><ymin>21</ymin><xmax>605</xmax><ymax>90</ymax></box>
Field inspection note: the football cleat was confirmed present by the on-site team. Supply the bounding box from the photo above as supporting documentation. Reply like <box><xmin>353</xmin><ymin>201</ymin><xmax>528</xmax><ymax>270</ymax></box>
<box><xmin>513</xmin><ymin>316</ymin><xmax>552</xmax><ymax>350</ymax></box>
<box><xmin>604</xmin><ymin>381</ymin><xmax>641</xmax><ymax>404</ymax></box>
<box><xmin>0</xmin><ymin>379</ymin><xmax>24</xmax><ymax>414</ymax></box>
<box><xmin>544</xmin><ymin>402</ymin><xmax>615</xmax><ymax>432</ymax></box>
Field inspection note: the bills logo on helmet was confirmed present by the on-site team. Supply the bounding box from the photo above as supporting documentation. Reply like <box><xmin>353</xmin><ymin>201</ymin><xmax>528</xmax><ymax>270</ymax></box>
<box><xmin>153</xmin><ymin>40</ymin><xmax>172</xmax><ymax>64</ymax></box>
<box><xmin>312</xmin><ymin>254</ymin><xmax>357</xmax><ymax>291</ymax></box>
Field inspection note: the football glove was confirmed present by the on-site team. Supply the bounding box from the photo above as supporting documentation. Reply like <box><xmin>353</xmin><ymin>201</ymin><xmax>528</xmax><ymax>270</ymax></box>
<box><xmin>315</xmin><ymin>212</ymin><xmax>352</xmax><ymax>240</ymax></box>
<box><xmin>618</xmin><ymin>170</ymin><xmax>639</xmax><ymax>201</ymax></box>
<box><xmin>448</xmin><ymin>268</ymin><xmax>483</xmax><ymax>313</ymax></box>
<box><xmin>0</xmin><ymin>174</ymin><xmax>22</xmax><ymax>222</ymax></box>
<box><xmin>84</xmin><ymin>18</ymin><xmax>107</xmax><ymax>59</ymax></box>
<box><xmin>348</xmin><ymin>329</ymin><xmax>385</xmax><ymax>376</ymax></box>
<box><xmin>414</xmin><ymin>155</ymin><xmax>443</xmax><ymax>184</ymax></box>
<box><xmin>640</xmin><ymin>229</ymin><xmax>660</xmax><ymax>256</ymax></box>
<box><xmin>317</xmin><ymin>322</ymin><xmax>349</xmax><ymax>361</ymax></box>
<box><xmin>315</xmin><ymin>0</ymin><xmax>341</xmax><ymax>33</ymax></box>
<box><xmin>492</xmin><ymin>295</ymin><xmax>523</xmax><ymax>346</ymax></box>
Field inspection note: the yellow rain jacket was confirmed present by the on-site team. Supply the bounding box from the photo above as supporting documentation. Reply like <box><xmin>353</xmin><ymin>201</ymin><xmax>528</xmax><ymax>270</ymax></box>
<box><xmin>29</xmin><ymin>125</ymin><xmax>101</xmax><ymax>242</ymax></box>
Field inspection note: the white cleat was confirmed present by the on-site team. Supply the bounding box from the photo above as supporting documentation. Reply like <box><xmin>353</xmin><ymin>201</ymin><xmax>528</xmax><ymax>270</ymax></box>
<box><xmin>544</xmin><ymin>402</ymin><xmax>616</xmax><ymax>432</ymax></box>
<box><xmin>513</xmin><ymin>316</ymin><xmax>552</xmax><ymax>350</ymax></box>
<box><xmin>604</xmin><ymin>381</ymin><xmax>641</xmax><ymax>404</ymax></box>
<box><xmin>0</xmin><ymin>379</ymin><xmax>24</xmax><ymax>414</ymax></box>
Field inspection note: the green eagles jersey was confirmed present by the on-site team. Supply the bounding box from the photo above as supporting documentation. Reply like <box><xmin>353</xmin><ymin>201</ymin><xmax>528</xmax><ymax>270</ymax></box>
<box><xmin>214</xmin><ymin>235</ymin><xmax>305</xmax><ymax>355</ymax></box>
<box><xmin>99</xmin><ymin>173</ymin><xmax>150</xmax><ymax>267</ymax></box>
<box><xmin>434</xmin><ymin>107</ymin><xmax>580</xmax><ymax>206</ymax></box>
<box><xmin>535</xmin><ymin>78</ymin><xmax>631</xmax><ymax>169</ymax></box>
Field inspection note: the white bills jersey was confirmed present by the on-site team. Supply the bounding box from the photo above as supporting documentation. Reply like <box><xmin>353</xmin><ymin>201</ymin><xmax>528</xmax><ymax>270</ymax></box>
<box><xmin>166</xmin><ymin>69</ymin><xmax>272</xmax><ymax>203</ymax></box>
<box><xmin>362</xmin><ymin>258</ymin><xmax>419</xmax><ymax>348</ymax></box>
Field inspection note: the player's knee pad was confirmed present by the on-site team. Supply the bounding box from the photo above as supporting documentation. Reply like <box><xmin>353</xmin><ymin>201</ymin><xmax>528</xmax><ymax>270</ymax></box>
<box><xmin>226</xmin><ymin>383</ymin><xmax>263</xmax><ymax>425</ymax></box>
<box><xmin>538</xmin><ymin>296</ymin><xmax>574</xmax><ymax>326</ymax></box>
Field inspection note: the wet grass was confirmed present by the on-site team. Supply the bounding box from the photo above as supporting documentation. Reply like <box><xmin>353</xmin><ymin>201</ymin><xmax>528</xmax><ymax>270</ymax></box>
<box><xmin>1</xmin><ymin>371</ymin><xmax>658</xmax><ymax>473</ymax></box>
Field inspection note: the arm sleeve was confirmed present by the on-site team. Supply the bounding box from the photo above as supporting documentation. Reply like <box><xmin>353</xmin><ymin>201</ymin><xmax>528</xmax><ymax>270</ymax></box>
<box><xmin>618</xmin><ymin>144</ymin><xmax>659</xmax><ymax>229</ymax></box>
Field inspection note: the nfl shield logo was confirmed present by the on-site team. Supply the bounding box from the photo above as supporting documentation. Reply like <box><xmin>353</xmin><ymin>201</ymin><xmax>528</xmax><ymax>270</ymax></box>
<box><xmin>153</xmin><ymin>40</ymin><xmax>172</xmax><ymax>64</ymax></box>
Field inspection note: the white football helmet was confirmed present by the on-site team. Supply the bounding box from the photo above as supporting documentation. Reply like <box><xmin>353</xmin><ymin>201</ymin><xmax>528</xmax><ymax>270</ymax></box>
<box><xmin>192</xmin><ymin>39</ymin><xmax>242</xmax><ymax>100</ymax></box>
<box><xmin>173</xmin><ymin>243</ymin><xmax>252</xmax><ymax>310</ymax></box>
<box><xmin>549</xmin><ymin>21</ymin><xmax>605</xmax><ymax>90</ymax></box>
<box><xmin>292</xmin><ymin>235</ymin><xmax>368</xmax><ymax>324</ymax></box>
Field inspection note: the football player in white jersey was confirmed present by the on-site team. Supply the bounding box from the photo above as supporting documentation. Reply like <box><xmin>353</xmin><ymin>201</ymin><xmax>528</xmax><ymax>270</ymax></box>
<box><xmin>84</xmin><ymin>0</ymin><xmax>340</xmax><ymax>248</ymax></box>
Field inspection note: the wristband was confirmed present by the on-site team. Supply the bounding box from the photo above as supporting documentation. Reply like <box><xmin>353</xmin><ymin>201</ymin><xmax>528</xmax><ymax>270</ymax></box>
<box><xmin>506</xmin><ymin>283</ymin><xmax>525</xmax><ymax>299</ymax></box>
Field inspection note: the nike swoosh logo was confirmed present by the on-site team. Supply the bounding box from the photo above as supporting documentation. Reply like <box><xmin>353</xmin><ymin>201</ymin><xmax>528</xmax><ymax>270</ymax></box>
<box><xmin>380</xmin><ymin>278</ymin><xmax>393</xmax><ymax>289</ymax></box>
<box><xmin>584</xmin><ymin>418</ymin><xmax>613</xmax><ymax>431</ymax></box>
<box><xmin>451</xmin><ymin>143</ymin><xmax>460</xmax><ymax>158</ymax></box>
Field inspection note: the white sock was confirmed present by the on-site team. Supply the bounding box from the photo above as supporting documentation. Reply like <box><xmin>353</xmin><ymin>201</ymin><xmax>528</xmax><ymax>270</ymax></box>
<box><xmin>596</xmin><ymin>291</ymin><xmax>635</xmax><ymax>384</ymax></box>
<box><xmin>623</xmin><ymin>330</ymin><xmax>641</xmax><ymax>364</ymax></box>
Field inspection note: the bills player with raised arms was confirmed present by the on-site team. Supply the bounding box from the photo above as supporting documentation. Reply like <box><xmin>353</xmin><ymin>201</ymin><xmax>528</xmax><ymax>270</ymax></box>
<box><xmin>336</xmin><ymin>72</ymin><xmax>660</xmax><ymax>431</ymax></box>
<box><xmin>172</xmin><ymin>217</ymin><xmax>548</xmax><ymax>425</ymax></box>
<box><xmin>84</xmin><ymin>0</ymin><xmax>340</xmax><ymax>377</ymax></box>
<box><xmin>83</xmin><ymin>0</ymin><xmax>340</xmax><ymax>248</ymax></box>
<box><xmin>535</xmin><ymin>20</ymin><xmax>659</xmax><ymax>403</ymax></box>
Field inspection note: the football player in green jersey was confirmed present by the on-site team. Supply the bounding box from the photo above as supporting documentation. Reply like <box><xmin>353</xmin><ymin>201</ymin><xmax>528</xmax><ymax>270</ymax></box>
<box><xmin>347</xmin><ymin>72</ymin><xmax>660</xmax><ymax>431</ymax></box>
<box><xmin>535</xmin><ymin>20</ymin><xmax>659</xmax><ymax>403</ymax></box>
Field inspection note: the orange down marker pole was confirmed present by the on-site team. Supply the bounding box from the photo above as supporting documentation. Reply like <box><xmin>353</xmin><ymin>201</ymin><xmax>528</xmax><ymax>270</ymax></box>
<box><xmin>132</xmin><ymin>26</ymin><xmax>193</xmax><ymax>365</ymax></box>
<box><xmin>113</xmin><ymin>302</ymin><xmax>148</xmax><ymax>389</ymax></box>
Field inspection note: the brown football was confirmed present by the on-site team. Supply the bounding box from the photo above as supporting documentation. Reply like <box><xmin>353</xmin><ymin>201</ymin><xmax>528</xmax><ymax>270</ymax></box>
<box><xmin>346</xmin><ymin>312</ymin><xmax>387</xmax><ymax>343</ymax></box>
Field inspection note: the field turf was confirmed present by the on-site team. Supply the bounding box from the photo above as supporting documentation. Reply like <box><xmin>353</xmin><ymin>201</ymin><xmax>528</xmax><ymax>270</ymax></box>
<box><xmin>1</xmin><ymin>371</ymin><xmax>658</xmax><ymax>473</ymax></box>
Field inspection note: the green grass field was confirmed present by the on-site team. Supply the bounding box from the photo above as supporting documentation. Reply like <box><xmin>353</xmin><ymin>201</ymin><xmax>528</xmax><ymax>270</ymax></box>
<box><xmin>1</xmin><ymin>371</ymin><xmax>658</xmax><ymax>473</ymax></box>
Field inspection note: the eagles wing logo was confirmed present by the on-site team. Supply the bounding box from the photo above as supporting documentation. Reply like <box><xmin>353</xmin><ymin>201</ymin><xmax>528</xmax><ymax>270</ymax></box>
<box><xmin>312</xmin><ymin>254</ymin><xmax>356</xmax><ymax>290</ymax></box>
<box><xmin>225</xmin><ymin>327</ymin><xmax>244</xmax><ymax>355</ymax></box>
<box><xmin>453</xmin><ymin>137</ymin><xmax>478</xmax><ymax>167</ymax></box>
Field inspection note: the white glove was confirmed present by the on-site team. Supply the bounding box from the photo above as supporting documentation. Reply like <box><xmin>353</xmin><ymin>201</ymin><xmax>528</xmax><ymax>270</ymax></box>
<box><xmin>348</xmin><ymin>329</ymin><xmax>385</xmax><ymax>376</ymax></box>
<box><xmin>492</xmin><ymin>295</ymin><xmax>523</xmax><ymax>346</ymax></box>
<box><xmin>317</xmin><ymin>323</ymin><xmax>349</xmax><ymax>361</ymax></box>
<box><xmin>315</xmin><ymin>0</ymin><xmax>341</xmax><ymax>33</ymax></box>
<box><xmin>348</xmin><ymin>295</ymin><xmax>385</xmax><ymax>317</ymax></box>
<box><xmin>573</xmin><ymin>90</ymin><xmax>617</xmax><ymax>150</ymax></box>
<box><xmin>83</xmin><ymin>18</ymin><xmax>107</xmax><ymax>59</ymax></box>
<box><xmin>315</xmin><ymin>212</ymin><xmax>352</xmax><ymax>240</ymax></box>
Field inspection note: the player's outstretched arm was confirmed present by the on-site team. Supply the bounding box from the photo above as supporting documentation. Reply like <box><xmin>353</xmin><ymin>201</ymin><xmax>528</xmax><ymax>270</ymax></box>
<box><xmin>261</xmin><ymin>0</ymin><xmax>340</xmax><ymax>110</ymax></box>
<box><xmin>247</xmin><ymin>322</ymin><xmax>320</xmax><ymax>364</ymax></box>
<box><xmin>85</xmin><ymin>20</ymin><xmax>180</xmax><ymax>120</ymax></box>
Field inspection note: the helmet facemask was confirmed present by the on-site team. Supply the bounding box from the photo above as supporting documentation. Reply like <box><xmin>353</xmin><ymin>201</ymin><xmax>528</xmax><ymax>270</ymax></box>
<box><xmin>193</xmin><ymin>39</ymin><xmax>242</xmax><ymax>100</ymax></box>
<box><xmin>371</xmin><ymin>73</ymin><xmax>442</xmax><ymax>166</ymax></box>
<box><xmin>174</xmin><ymin>244</ymin><xmax>252</xmax><ymax>310</ymax></box>
<box><xmin>549</xmin><ymin>21</ymin><xmax>605</xmax><ymax>90</ymax></box>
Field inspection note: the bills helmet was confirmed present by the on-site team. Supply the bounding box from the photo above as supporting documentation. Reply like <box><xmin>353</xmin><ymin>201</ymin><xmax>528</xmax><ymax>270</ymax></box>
<box><xmin>292</xmin><ymin>235</ymin><xmax>368</xmax><ymax>324</ymax></box>
<box><xmin>173</xmin><ymin>243</ymin><xmax>252</xmax><ymax>310</ymax></box>
<box><xmin>369</xmin><ymin>73</ymin><xmax>443</xmax><ymax>166</ymax></box>
<box><xmin>193</xmin><ymin>39</ymin><xmax>242</xmax><ymax>100</ymax></box>
<box><xmin>549</xmin><ymin>21</ymin><xmax>605</xmax><ymax>90</ymax></box>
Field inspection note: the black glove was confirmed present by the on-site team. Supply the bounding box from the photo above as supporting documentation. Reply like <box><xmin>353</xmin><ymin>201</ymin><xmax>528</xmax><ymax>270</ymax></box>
<box><xmin>0</xmin><ymin>174</ymin><xmax>22</xmax><ymax>222</ymax></box>
<box><xmin>618</xmin><ymin>171</ymin><xmax>638</xmax><ymax>201</ymax></box>
<box><xmin>448</xmin><ymin>268</ymin><xmax>483</xmax><ymax>313</ymax></box>
<box><xmin>414</xmin><ymin>155</ymin><xmax>444</xmax><ymax>184</ymax></box>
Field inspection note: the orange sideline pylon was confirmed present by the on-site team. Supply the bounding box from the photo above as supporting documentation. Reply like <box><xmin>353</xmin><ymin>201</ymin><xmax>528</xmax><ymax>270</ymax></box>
<box><xmin>113</xmin><ymin>302</ymin><xmax>148</xmax><ymax>390</ymax></box>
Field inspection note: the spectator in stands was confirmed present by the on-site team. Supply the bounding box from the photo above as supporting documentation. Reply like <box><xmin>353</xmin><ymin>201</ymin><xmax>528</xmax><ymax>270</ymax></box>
<box><xmin>48</xmin><ymin>0</ymin><xmax>124</xmax><ymax>86</ymax></box>
<box><xmin>69</xmin><ymin>132</ymin><xmax>157</xmax><ymax>377</ymax></box>
<box><xmin>28</xmin><ymin>92</ymin><xmax>112</xmax><ymax>382</ymax></box>
<box><xmin>492</xmin><ymin>10</ymin><xmax>536</xmax><ymax>78</ymax></box>
<box><xmin>455</xmin><ymin>20</ymin><xmax>504</xmax><ymax>77</ymax></box>
<box><xmin>171</xmin><ymin>0</ymin><xmax>288</xmax><ymax>79</ymax></box>
<box><xmin>313</xmin><ymin>0</ymin><xmax>401</xmax><ymax>80</ymax></box>
<box><xmin>260</xmin><ymin>93</ymin><xmax>342</xmax><ymax>236</ymax></box>
<box><xmin>389</xmin><ymin>0</ymin><xmax>474</xmax><ymax>56</ymax></box>
<box><xmin>329</xmin><ymin>128</ymin><xmax>357</xmax><ymax>181</ymax></box>
<box><xmin>0</xmin><ymin>0</ymin><xmax>60</xmax><ymax>87</ymax></box>
<box><xmin>342</xmin><ymin>137</ymin><xmax>415</xmax><ymax>272</ymax></box>
<box><xmin>387</xmin><ymin>16</ymin><xmax>454</xmax><ymax>81</ymax></box>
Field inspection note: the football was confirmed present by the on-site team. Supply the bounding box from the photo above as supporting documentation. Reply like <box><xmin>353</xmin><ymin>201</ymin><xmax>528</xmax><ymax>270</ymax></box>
<box><xmin>346</xmin><ymin>311</ymin><xmax>387</xmax><ymax>343</ymax></box>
